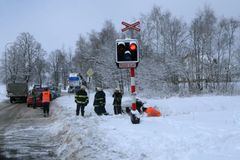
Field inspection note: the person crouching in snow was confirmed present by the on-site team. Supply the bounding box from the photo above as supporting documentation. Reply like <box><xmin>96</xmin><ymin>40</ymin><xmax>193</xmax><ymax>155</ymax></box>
<box><xmin>125</xmin><ymin>98</ymin><xmax>144</xmax><ymax>115</ymax></box>
<box><xmin>112</xmin><ymin>88</ymin><xmax>123</xmax><ymax>115</ymax></box>
<box><xmin>136</xmin><ymin>98</ymin><xmax>144</xmax><ymax>114</ymax></box>
<box><xmin>93</xmin><ymin>87</ymin><xmax>108</xmax><ymax>115</ymax></box>
<box><xmin>142</xmin><ymin>107</ymin><xmax>161</xmax><ymax>117</ymax></box>
<box><xmin>75</xmin><ymin>85</ymin><xmax>89</xmax><ymax>116</ymax></box>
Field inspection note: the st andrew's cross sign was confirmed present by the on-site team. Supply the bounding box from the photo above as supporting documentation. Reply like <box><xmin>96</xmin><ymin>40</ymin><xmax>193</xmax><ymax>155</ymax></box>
<box><xmin>121</xmin><ymin>21</ymin><xmax>140</xmax><ymax>32</ymax></box>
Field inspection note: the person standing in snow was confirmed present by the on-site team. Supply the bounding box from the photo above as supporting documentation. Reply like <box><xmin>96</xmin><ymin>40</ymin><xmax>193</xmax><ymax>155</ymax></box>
<box><xmin>112</xmin><ymin>88</ymin><xmax>123</xmax><ymax>115</ymax></box>
<box><xmin>75</xmin><ymin>85</ymin><xmax>89</xmax><ymax>116</ymax></box>
<box><xmin>93</xmin><ymin>87</ymin><xmax>108</xmax><ymax>115</ymax></box>
<box><xmin>31</xmin><ymin>88</ymin><xmax>37</xmax><ymax>109</ymax></box>
<box><xmin>40</xmin><ymin>87</ymin><xmax>51</xmax><ymax>117</ymax></box>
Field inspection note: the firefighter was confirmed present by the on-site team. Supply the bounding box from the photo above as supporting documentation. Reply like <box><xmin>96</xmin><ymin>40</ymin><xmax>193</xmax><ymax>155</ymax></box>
<box><xmin>93</xmin><ymin>87</ymin><xmax>108</xmax><ymax>115</ymax></box>
<box><xmin>40</xmin><ymin>87</ymin><xmax>51</xmax><ymax>117</ymax></box>
<box><xmin>75</xmin><ymin>85</ymin><xmax>89</xmax><ymax>116</ymax></box>
<box><xmin>112</xmin><ymin>88</ymin><xmax>123</xmax><ymax>114</ymax></box>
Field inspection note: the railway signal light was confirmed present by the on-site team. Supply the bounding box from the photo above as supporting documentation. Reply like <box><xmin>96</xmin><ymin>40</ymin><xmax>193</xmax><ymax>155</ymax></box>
<box><xmin>116</xmin><ymin>39</ymin><xmax>139</xmax><ymax>64</ymax></box>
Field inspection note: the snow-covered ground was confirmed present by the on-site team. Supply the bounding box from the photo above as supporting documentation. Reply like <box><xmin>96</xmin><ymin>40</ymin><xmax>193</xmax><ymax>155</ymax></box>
<box><xmin>0</xmin><ymin>83</ymin><xmax>7</xmax><ymax>102</ymax></box>
<box><xmin>48</xmin><ymin>90</ymin><xmax>240</xmax><ymax>160</ymax></box>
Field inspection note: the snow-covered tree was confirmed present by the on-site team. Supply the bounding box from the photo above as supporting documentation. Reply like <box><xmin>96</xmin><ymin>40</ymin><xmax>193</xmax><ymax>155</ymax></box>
<box><xmin>5</xmin><ymin>32</ymin><xmax>45</xmax><ymax>83</ymax></box>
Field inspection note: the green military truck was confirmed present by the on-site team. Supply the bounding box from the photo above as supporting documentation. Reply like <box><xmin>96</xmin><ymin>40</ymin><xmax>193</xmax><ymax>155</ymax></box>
<box><xmin>6</xmin><ymin>82</ymin><xmax>28</xmax><ymax>103</ymax></box>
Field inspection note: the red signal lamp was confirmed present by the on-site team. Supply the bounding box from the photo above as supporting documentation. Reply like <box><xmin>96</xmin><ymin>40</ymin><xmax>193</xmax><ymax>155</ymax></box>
<box><xmin>130</xmin><ymin>43</ymin><xmax>137</xmax><ymax>51</ymax></box>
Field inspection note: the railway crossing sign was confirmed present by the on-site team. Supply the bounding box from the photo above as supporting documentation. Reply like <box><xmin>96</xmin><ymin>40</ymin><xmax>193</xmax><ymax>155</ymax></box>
<box><xmin>121</xmin><ymin>21</ymin><xmax>140</xmax><ymax>32</ymax></box>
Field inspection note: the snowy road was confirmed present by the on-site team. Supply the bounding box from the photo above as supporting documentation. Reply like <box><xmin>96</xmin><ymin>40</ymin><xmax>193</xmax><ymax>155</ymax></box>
<box><xmin>0</xmin><ymin>101</ymin><xmax>59</xmax><ymax>160</ymax></box>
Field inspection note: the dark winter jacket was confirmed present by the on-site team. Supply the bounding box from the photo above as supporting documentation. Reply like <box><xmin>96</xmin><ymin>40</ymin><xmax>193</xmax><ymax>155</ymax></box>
<box><xmin>112</xmin><ymin>91</ymin><xmax>122</xmax><ymax>106</ymax></box>
<box><xmin>136</xmin><ymin>99</ymin><xmax>144</xmax><ymax>114</ymax></box>
<box><xmin>75</xmin><ymin>89</ymin><xmax>89</xmax><ymax>106</ymax></box>
<box><xmin>32</xmin><ymin>89</ymin><xmax>37</xmax><ymax>100</ymax></box>
<box><xmin>93</xmin><ymin>91</ymin><xmax>106</xmax><ymax>107</ymax></box>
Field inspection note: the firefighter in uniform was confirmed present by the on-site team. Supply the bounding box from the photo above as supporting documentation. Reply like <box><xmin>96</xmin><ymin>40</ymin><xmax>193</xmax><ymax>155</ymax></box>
<box><xmin>75</xmin><ymin>85</ymin><xmax>89</xmax><ymax>116</ymax></box>
<box><xmin>40</xmin><ymin>87</ymin><xmax>51</xmax><ymax>117</ymax></box>
<box><xmin>93</xmin><ymin>87</ymin><xmax>108</xmax><ymax>115</ymax></box>
<box><xmin>112</xmin><ymin>88</ymin><xmax>123</xmax><ymax>114</ymax></box>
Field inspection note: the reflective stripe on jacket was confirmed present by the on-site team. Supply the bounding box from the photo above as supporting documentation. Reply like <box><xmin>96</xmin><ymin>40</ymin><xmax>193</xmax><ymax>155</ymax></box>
<box><xmin>42</xmin><ymin>91</ymin><xmax>50</xmax><ymax>103</ymax></box>
<box><xmin>75</xmin><ymin>95</ymin><xmax>88</xmax><ymax>104</ymax></box>
<box><xmin>93</xmin><ymin>91</ymin><xmax>105</xmax><ymax>107</ymax></box>
<box><xmin>75</xmin><ymin>89</ymin><xmax>89</xmax><ymax>105</ymax></box>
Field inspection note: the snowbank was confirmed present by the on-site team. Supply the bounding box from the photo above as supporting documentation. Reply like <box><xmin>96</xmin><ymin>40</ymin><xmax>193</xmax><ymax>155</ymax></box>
<box><xmin>0</xmin><ymin>83</ymin><xmax>7</xmax><ymax>102</ymax></box>
<box><xmin>50</xmin><ymin>91</ymin><xmax>240</xmax><ymax>160</ymax></box>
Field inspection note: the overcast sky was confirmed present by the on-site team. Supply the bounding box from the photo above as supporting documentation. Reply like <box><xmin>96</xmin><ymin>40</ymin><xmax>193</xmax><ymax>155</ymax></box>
<box><xmin>0</xmin><ymin>0</ymin><xmax>239</xmax><ymax>54</ymax></box>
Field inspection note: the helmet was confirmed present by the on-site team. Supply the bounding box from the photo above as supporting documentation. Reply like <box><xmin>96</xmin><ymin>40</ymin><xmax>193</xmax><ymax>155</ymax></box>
<box><xmin>81</xmin><ymin>85</ymin><xmax>86</xmax><ymax>90</ymax></box>
<box><xmin>96</xmin><ymin>87</ymin><xmax>102</xmax><ymax>91</ymax></box>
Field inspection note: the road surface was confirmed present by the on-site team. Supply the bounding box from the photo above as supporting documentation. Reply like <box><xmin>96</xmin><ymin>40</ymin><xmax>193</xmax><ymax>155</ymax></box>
<box><xmin>0</xmin><ymin>100</ymin><xmax>59</xmax><ymax>160</ymax></box>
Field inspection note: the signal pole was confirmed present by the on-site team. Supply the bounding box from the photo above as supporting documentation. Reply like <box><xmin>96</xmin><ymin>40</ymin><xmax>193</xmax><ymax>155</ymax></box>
<box><xmin>130</xmin><ymin>67</ymin><xmax>139</xmax><ymax>122</ymax></box>
<box><xmin>116</xmin><ymin>21</ymin><xmax>141</xmax><ymax>124</ymax></box>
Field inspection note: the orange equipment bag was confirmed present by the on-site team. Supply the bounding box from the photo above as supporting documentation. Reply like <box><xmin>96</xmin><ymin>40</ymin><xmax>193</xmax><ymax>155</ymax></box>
<box><xmin>145</xmin><ymin>107</ymin><xmax>161</xmax><ymax>117</ymax></box>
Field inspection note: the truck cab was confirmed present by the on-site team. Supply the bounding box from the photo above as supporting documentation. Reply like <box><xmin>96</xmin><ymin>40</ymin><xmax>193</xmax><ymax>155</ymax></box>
<box><xmin>68</xmin><ymin>73</ymin><xmax>82</xmax><ymax>93</ymax></box>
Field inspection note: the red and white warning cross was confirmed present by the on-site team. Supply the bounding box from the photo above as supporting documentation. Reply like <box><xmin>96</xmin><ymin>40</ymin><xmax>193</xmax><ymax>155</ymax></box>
<box><xmin>121</xmin><ymin>21</ymin><xmax>140</xmax><ymax>32</ymax></box>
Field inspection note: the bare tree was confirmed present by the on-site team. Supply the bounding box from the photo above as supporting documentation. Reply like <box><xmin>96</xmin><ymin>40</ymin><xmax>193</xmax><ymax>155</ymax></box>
<box><xmin>189</xmin><ymin>6</ymin><xmax>217</xmax><ymax>92</ymax></box>
<box><xmin>5</xmin><ymin>32</ymin><xmax>45</xmax><ymax>83</ymax></box>
<box><xmin>74</xmin><ymin>21</ymin><xmax>118</xmax><ymax>88</ymax></box>
<box><xmin>222</xmin><ymin>18</ymin><xmax>239</xmax><ymax>88</ymax></box>
<box><xmin>34</xmin><ymin>56</ymin><xmax>47</xmax><ymax>86</ymax></box>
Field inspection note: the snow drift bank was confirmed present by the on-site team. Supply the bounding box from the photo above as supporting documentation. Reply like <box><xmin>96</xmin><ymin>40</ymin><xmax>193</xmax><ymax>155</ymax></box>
<box><xmin>50</xmin><ymin>92</ymin><xmax>240</xmax><ymax>160</ymax></box>
<box><xmin>0</xmin><ymin>83</ymin><xmax>7</xmax><ymax>102</ymax></box>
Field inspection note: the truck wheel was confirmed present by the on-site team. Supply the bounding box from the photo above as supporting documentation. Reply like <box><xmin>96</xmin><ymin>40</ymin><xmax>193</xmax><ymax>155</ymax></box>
<box><xmin>10</xmin><ymin>97</ymin><xmax>13</xmax><ymax>103</ymax></box>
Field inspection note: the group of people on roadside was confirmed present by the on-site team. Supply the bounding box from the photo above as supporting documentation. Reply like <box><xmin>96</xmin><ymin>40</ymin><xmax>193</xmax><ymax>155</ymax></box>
<box><xmin>74</xmin><ymin>85</ymin><xmax>122</xmax><ymax>116</ymax></box>
<box><xmin>74</xmin><ymin>85</ymin><xmax>161</xmax><ymax>117</ymax></box>
<box><xmin>30</xmin><ymin>84</ymin><xmax>160</xmax><ymax>118</ymax></box>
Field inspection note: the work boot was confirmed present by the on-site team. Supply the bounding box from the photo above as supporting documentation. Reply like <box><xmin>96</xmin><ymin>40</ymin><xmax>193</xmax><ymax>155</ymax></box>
<box><xmin>81</xmin><ymin>111</ymin><xmax>84</xmax><ymax>117</ymax></box>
